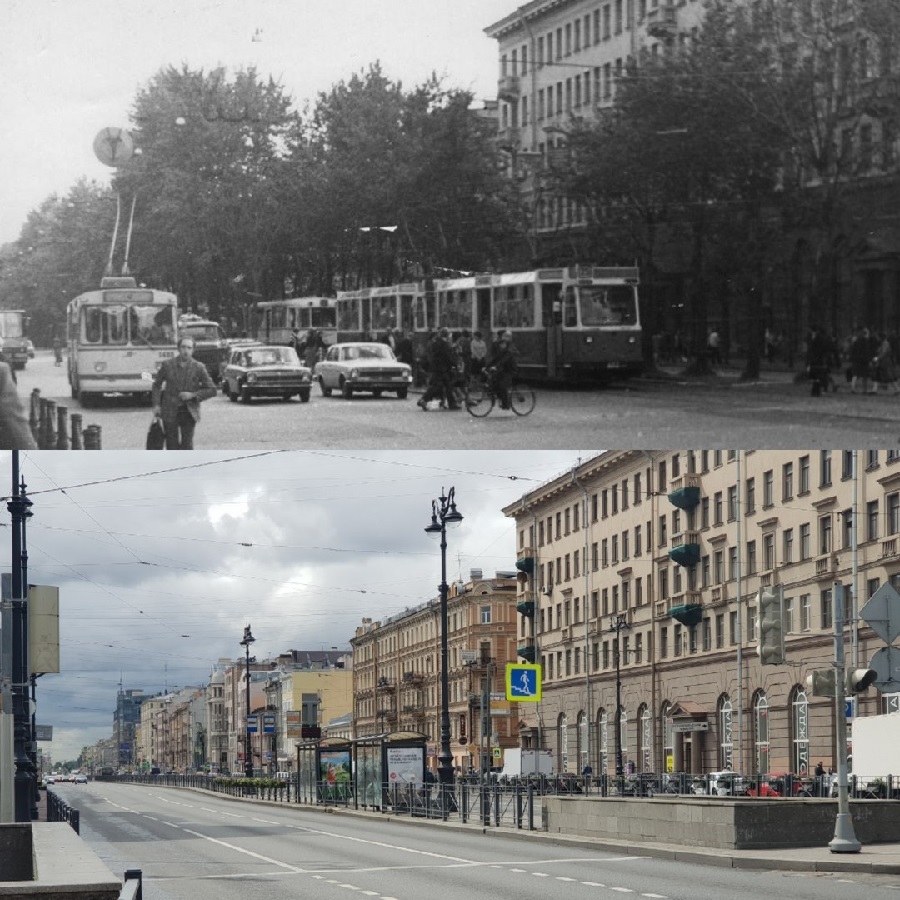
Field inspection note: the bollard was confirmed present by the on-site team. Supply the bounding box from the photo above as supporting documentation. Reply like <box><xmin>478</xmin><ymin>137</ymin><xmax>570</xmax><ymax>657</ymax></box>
<box><xmin>56</xmin><ymin>407</ymin><xmax>69</xmax><ymax>449</ymax></box>
<box><xmin>71</xmin><ymin>808</ymin><xmax>80</xmax><ymax>834</ymax></box>
<box><xmin>70</xmin><ymin>414</ymin><xmax>84</xmax><ymax>449</ymax></box>
<box><xmin>83</xmin><ymin>424</ymin><xmax>102</xmax><ymax>449</ymax></box>
<box><xmin>44</xmin><ymin>399</ymin><xmax>57</xmax><ymax>449</ymax></box>
<box><xmin>29</xmin><ymin>388</ymin><xmax>40</xmax><ymax>439</ymax></box>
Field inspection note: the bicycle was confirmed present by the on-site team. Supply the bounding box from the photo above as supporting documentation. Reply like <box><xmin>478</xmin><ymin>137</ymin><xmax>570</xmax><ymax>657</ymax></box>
<box><xmin>464</xmin><ymin>370</ymin><xmax>536</xmax><ymax>417</ymax></box>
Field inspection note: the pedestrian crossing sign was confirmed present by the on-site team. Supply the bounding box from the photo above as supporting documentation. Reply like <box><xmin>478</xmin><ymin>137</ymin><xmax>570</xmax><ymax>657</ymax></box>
<box><xmin>505</xmin><ymin>663</ymin><xmax>542</xmax><ymax>702</ymax></box>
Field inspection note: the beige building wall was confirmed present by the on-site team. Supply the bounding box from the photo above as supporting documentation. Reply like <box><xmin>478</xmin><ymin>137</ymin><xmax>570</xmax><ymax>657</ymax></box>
<box><xmin>352</xmin><ymin>574</ymin><xmax>525</xmax><ymax>773</ymax></box>
<box><xmin>278</xmin><ymin>669</ymin><xmax>353</xmax><ymax>764</ymax></box>
<box><xmin>504</xmin><ymin>450</ymin><xmax>900</xmax><ymax>778</ymax></box>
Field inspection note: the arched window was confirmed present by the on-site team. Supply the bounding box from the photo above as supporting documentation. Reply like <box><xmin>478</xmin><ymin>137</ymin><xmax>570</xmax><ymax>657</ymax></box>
<box><xmin>597</xmin><ymin>708</ymin><xmax>608</xmax><ymax>776</ymax></box>
<box><xmin>791</xmin><ymin>688</ymin><xmax>810</xmax><ymax>776</ymax></box>
<box><xmin>639</xmin><ymin>704</ymin><xmax>652</xmax><ymax>773</ymax></box>
<box><xmin>661</xmin><ymin>701</ymin><xmax>674</xmax><ymax>772</ymax></box>
<box><xmin>577</xmin><ymin>711</ymin><xmax>588</xmax><ymax>773</ymax></box>
<box><xmin>718</xmin><ymin>695</ymin><xmax>733</xmax><ymax>771</ymax></box>
<box><xmin>559</xmin><ymin>713</ymin><xmax>569</xmax><ymax>773</ymax></box>
<box><xmin>619</xmin><ymin>707</ymin><xmax>629</xmax><ymax>771</ymax></box>
<box><xmin>754</xmin><ymin>692</ymin><xmax>769</xmax><ymax>775</ymax></box>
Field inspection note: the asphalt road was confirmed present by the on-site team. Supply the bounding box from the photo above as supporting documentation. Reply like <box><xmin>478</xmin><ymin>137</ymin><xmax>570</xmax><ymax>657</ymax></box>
<box><xmin>17</xmin><ymin>351</ymin><xmax>900</xmax><ymax>449</ymax></box>
<box><xmin>51</xmin><ymin>781</ymin><xmax>900</xmax><ymax>900</ymax></box>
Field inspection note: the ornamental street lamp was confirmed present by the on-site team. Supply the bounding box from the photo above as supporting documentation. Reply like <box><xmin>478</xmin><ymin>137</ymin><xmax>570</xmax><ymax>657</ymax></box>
<box><xmin>240</xmin><ymin>625</ymin><xmax>256</xmax><ymax>779</ymax></box>
<box><xmin>424</xmin><ymin>487</ymin><xmax>463</xmax><ymax>809</ymax></box>
<box><xmin>610</xmin><ymin>612</ymin><xmax>631</xmax><ymax>796</ymax></box>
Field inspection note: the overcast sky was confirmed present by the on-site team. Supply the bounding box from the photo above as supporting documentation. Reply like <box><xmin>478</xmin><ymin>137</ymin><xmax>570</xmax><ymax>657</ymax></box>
<box><xmin>0</xmin><ymin>0</ymin><xmax>517</xmax><ymax>246</ymax></box>
<box><xmin>3</xmin><ymin>449</ymin><xmax>590</xmax><ymax>762</ymax></box>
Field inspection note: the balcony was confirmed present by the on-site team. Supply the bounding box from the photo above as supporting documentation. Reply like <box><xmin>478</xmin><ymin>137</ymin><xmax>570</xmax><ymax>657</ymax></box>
<box><xmin>402</xmin><ymin>671</ymin><xmax>424</xmax><ymax>683</ymax></box>
<box><xmin>498</xmin><ymin>75</ymin><xmax>521</xmax><ymax>103</ymax></box>
<box><xmin>517</xmin><ymin>643</ymin><xmax>536</xmax><ymax>663</ymax></box>
<box><xmin>515</xmin><ymin>550</ymin><xmax>536</xmax><ymax>576</ymax></box>
<box><xmin>516</xmin><ymin>599</ymin><xmax>535</xmax><ymax>617</ymax></box>
<box><xmin>377</xmin><ymin>708</ymin><xmax>396</xmax><ymax>720</ymax></box>
<box><xmin>669</xmin><ymin>531</ymin><xmax>701</xmax><ymax>567</ymax></box>
<box><xmin>646</xmin><ymin>3</ymin><xmax>677</xmax><ymax>39</ymax></box>
<box><xmin>882</xmin><ymin>538</ymin><xmax>897</xmax><ymax>559</ymax></box>
<box><xmin>496</xmin><ymin>126</ymin><xmax>521</xmax><ymax>150</ymax></box>
<box><xmin>668</xmin><ymin>475</ymin><xmax>701</xmax><ymax>511</ymax></box>
<box><xmin>376</xmin><ymin>677</ymin><xmax>395</xmax><ymax>690</ymax></box>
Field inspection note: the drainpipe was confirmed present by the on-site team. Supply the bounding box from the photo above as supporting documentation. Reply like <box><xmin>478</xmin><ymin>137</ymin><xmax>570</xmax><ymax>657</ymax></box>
<box><xmin>571</xmin><ymin>465</ymin><xmax>593</xmax><ymax>772</ymax></box>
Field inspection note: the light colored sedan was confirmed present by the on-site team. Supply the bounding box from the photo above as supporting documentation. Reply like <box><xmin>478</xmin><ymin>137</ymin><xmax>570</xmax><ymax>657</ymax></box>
<box><xmin>314</xmin><ymin>342</ymin><xmax>412</xmax><ymax>399</ymax></box>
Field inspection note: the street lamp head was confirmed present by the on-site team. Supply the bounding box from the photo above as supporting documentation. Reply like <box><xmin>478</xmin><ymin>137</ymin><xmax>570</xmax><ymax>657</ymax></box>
<box><xmin>444</xmin><ymin>502</ymin><xmax>463</xmax><ymax>529</ymax></box>
<box><xmin>424</xmin><ymin>500</ymin><xmax>442</xmax><ymax>538</ymax></box>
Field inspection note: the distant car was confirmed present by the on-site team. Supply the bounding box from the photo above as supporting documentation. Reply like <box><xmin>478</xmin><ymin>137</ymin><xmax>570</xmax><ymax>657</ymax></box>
<box><xmin>314</xmin><ymin>341</ymin><xmax>412</xmax><ymax>399</ymax></box>
<box><xmin>43</xmin><ymin>775</ymin><xmax>54</xmax><ymax>786</ymax></box>
<box><xmin>74</xmin><ymin>773</ymin><xmax>88</xmax><ymax>784</ymax></box>
<box><xmin>25</xmin><ymin>339</ymin><xmax>35</xmax><ymax>359</ymax></box>
<box><xmin>692</xmin><ymin>771</ymin><xmax>745</xmax><ymax>796</ymax></box>
<box><xmin>178</xmin><ymin>317</ymin><xmax>228</xmax><ymax>384</ymax></box>
<box><xmin>221</xmin><ymin>345</ymin><xmax>312</xmax><ymax>403</ymax></box>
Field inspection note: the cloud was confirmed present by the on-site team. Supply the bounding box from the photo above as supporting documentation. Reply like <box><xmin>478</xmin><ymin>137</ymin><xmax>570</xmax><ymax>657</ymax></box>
<box><xmin>10</xmin><ymin>449</ymin><xmax>587</xmax><ymax>760</ymax></box>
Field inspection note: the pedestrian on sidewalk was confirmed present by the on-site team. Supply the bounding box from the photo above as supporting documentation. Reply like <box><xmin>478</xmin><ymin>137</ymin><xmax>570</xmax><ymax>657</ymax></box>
<box><xmin>873</xmin><ymin>334</ymin><xmax>900</xmax><ymax>395</ymax></box>
<box><xmin>849</xmin><ymin>326</ymin><xmax>877</xmax><ymax>394</ymax></box>
<box><xmin>805</xmin><ymin>324</ymin><xmax>829</xmax><ymax>397</ymax></box>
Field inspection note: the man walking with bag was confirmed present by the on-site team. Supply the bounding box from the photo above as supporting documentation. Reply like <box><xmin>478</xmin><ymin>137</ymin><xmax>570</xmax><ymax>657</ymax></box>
<box><xmin>151</xmin><ymin>336</ymin><xmax>217</xmax><ymax>449</ymax></box>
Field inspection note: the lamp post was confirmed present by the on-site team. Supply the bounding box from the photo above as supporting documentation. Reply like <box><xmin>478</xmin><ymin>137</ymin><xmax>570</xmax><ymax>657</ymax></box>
<box><xmin>610</xmin><ymin>612</ymin><xmax>630</xmax><ymax>795</ymax></box>
<box><xmin>240</xmin><ymin>625</ymin><xmax>255</xmax><ymax>779</ymax></box>
<box><xmin>424</xmin><ymin>487</ymin><xmax>463</xmax><ymax>808</ymax></box>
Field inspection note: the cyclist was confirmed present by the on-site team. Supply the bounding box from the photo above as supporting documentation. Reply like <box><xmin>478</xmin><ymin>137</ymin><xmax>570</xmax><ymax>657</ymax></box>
<box><xmin>485</xmin><ymin>330</ymin><xmax>518</xmax><ymax>409</ymax></box>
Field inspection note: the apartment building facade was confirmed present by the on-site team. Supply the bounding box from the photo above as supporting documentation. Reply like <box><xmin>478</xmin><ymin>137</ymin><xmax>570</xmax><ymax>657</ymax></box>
<box><xmin>503</xmin><ymin>450</ymin><xmax>900</xmax><ymax>778</ymax></box>
<box><xmin>485</xmin><ymin>0</ymin><xmax>706</xmax><ymax>235</ymax></box>
<box><xmin>352</xmin><ymin>572</ymin><xmax>524</xmax><ymax>773</ymax></box>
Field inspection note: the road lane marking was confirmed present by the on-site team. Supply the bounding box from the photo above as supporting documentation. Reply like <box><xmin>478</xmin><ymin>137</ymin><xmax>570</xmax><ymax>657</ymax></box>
<box><xmin>641</xmin><ymin>894</ymin><xmax>668</xmax><ymax>898</ymax></box>
<box><xmin>532</xmin><ymin>872</ymin><xmax>551</xmax><ymax>877</ymax></box>
<box><xmin>582</xmin><ymin>883</ymin><xmax>606</xmax><ymax>887</ymax></box>
<box><xmin>556</xmin><ymin>876</ymin><xmax>576</xmax><ymax>881</ymax></box>
<box><xmin>180</xmin><ymin>827</ymin><xmax>305</xmax><ymax>873</ymax></box>
<box><xmin>610</xmin><ymin>888</ymin><xmax>634</xmax><ymax>894</ymax></box>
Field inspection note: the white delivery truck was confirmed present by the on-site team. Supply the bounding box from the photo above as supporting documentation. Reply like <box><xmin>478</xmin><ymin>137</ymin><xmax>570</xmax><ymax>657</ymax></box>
<box><xmin>500</xmin><ymin>748</ymin><xmax>553</xmax><ymax>779</ymax></box>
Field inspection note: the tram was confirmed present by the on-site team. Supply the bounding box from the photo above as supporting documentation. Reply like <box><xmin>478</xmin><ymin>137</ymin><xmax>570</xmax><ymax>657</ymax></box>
<box><xmin>336</xmin><ymin>266</ymin><xmax>642</xmax><ymax>380</ymax></box>
<box><xmin>256</xmin><ymin>297</ymin><xmax>338</xmax><ymax>347</ymax></box>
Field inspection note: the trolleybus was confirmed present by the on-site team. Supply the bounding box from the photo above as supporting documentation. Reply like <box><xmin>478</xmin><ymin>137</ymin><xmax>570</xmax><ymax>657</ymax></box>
<box><xmin>256</xmin><ymin>296</ymin><xmax>338</xmax><ymax>347</ymax></box>
<box><xmin>336</xmin><ymin>266</ymin><xmax>641</xmax><ymax>380</ymax></box>
<box><xmin>66</xmin><ymin>276</ymin><xmax>179</xmax><ymax>404</ymax></box>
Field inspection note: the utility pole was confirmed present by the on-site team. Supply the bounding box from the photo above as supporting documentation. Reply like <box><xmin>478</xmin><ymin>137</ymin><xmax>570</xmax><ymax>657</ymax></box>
<box><xmin>8</xmin><ymin>451</ymin><xmax>34</xmax><ymax>821</ymax></box>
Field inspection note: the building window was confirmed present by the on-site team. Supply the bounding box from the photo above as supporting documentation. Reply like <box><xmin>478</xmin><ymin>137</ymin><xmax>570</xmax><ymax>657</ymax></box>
<box><xmin>714</xmin><ymin>491</ymin><xmax>723</xmax><ymax>525</ymax></box>
<box><xmin>763</xmin><ymin>533</ymin><xmax>775</xmax><ymax>570</ymax></box>
<box><xmin>800</xmin><ymin>523</ymin><xmax>811</xmax><ymax>560</ymax></box>
<box><xmin>783</xmin><ymin>528</ymin><xmax>794</xmax><ymax>564</ymax></box>
<box><xmin>800</xmin><ymin>593</ymin><xmax>811</xmax><ymax>632</ymax></box>
<box><xmin>890</xmin><ymin>492</ymin><xmax>900</xmax><ymax>534</ymax></box>
<box><xmin>659</xmin><ymin>626</ymin><xmax>668</xmax><ymax>658</ymax></box>
<box><xmin>782</xmin><ymin>462</ymin><xmax>794</xmax><ymax>500</ymax></box>
<box><xmin>867</xmin><ymin>500</ymin><xmax>879</xmax><ymax>541</ymax></box>
<box><xmin>745</xmin><ymin>478</ymin><xmax>755</xmax><ymax>514</ymax></box>
<box><xmin>480</xmin><ymin>605</ymin><xmax>491</xmax><ymax>624</ymax></box>
<box><xmin>825</xmin><ymin>450</ymin><xmax>837</xmax><ymax>487</ymax></box>
<box><xmin>634</xmin><ymin>473</ymin><xmax>642</xmax><ymax>504</ymax></box>
<box><xmin>763</xmin><ymin>470</ymin><xmax>773</xmax><ymax>507</ymax></box>
<box><xmin>727</xmin><ymin>485</ymin><xmax>738</xmax><ymax>521</ymax></box>
<box><xmin>821</xmin><ymin>588</ymin><xmax>833</xmax><ymax>630</ymax></box>
<box><xmin>819</xmin><ymin>516</ymin><xmax>832</xmax><ymax>555</ymax></box>
<box><xmin>715</xmin><ymin>613</ymin><xmax>724</xmax><ymax>649</ymax></box>
<box><xmin>799</xmin><ymin>455</ymin><xmax>810</xmax><ymax>493</ymax></box>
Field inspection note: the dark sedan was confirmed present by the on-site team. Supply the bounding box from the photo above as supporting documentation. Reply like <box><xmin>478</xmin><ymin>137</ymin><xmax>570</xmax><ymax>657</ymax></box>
<box><xmin>221</xmin><ymin>345</ymin><xmax>312</xmax><ymax>403</ymax></box>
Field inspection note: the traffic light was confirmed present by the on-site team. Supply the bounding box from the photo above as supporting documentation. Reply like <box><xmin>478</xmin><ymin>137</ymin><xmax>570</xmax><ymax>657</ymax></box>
<box><xmin>757</xmin><ymin>586</ymin><xmax>785</xmax><ymax>666</ymax></box>
<box><xmin>806</xmin><ymin>669</ymin><xmax>836</xmax><ymax>696</ymax></box>
<box><xmin>846</xmin><ymin>668</ymin><xmax>877</xmax><ymax>693</ymax></box>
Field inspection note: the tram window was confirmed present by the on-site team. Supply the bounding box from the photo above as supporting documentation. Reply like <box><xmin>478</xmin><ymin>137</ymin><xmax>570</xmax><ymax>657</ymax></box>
<box><xmin>82</xmin><ymin>305</ymin><xmax>128</xmax><ymax>345</ymax></box>
<box><xmin>372</xmin><ymin>297</ymin><xmax>395</xmax><ymax>330</ymax></box>
<box><xmin>400</xmin><ymin>296</ymin><xmax>414</xmax><ymax>331</ymax></box>
<box><xmin>580</xmin><ymin>285</ymin><xmax>637</xmax><ymax>326</ymax></box>
<box><xmin>494</xmin><ymin>286</ymin><xmax>532</xmax><ymax>328</ymax></box>
<box><xmin>564</xmin><ymin>287</ymin><xmax>578</xmax><ymax>327</ymax></box>
<box><xmin>414</xmin><ymin>296</ymin><xmax>427</xmax><ymax>330</ymax></box>
<box><xmin>131</xmin><ymin>305</ymin><xmax>176</xmax><ymax>344</ymax></box>
<box><xmin>311</xmin><ymin>306</ymin><xmax>336</xmax><ymax>329</ymax></box>
<box><xmin>338</xmin><ymin>299</ymin><xmax>359</xmax><ymax>331</ymax></box>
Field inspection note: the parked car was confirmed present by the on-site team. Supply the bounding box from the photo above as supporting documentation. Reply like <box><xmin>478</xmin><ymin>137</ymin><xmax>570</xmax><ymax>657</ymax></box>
<box><xmin>221</xmin><ymin>345</ymin><xmax>312</xmax><ymax>403</ymax></box>
<box><xmin>692</xmin><ymin>770</ymin><xmax>746</xmax><ymax>796</ymax></box>
<box><xmin>178</xmin><ymin>316</ymin><xmax>228</xmax><ymax>384</ymax></box>
<box><xmin>74</xmin><ymin>773</ymin><xmax>88</xmax><ymax>784</ymax></box>
<box><xmin>314</xmin><ymin>342</ymin><xmax>412</xmax><ymax>399</ymax></box>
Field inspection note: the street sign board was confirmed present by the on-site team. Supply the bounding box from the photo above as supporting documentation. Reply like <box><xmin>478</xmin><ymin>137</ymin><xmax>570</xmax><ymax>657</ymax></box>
<box><xmin>670</xmin><ymin>721</ymin><xmax>709</xmax><ymax>733</ymax></box>
<box><xmin>263</xmin><ymin>713</ymin><xmax>276</xmax><ymax>734</ymax></box>
<box><xmin>247</xmin><ymin>715</ymin><xmax>258</xmax><ymax>733</ymax></box>
<box><xmin>35</xmin><ymin>725</ymin><xmax>52</xmax><ymax>741</ymax></box>
<box><xmin>869</xmin><ymin>645</ymin><xmax>900</xmax><ymax>693</ymax></box>
<box><xmin>505</xmin><ymin>663</ymin><xmax>541</xmax><ymax>701</ymax></box>
<box><xmin>860</xmin><ymin>582</ymin><xmax>900</xmax><ymax>644</ymax></box>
